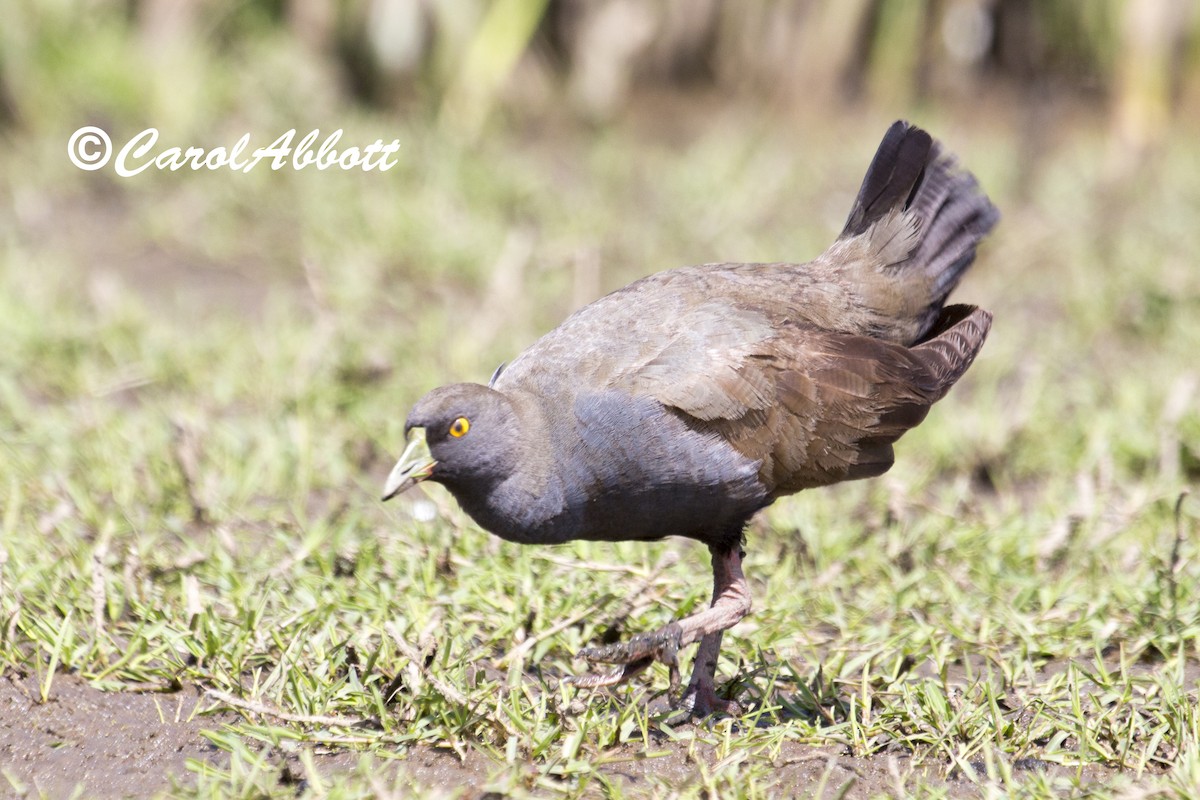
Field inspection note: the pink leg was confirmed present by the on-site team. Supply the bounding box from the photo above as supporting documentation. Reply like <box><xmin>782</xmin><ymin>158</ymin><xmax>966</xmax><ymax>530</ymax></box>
<box><xmin>572</xmin><ymin>546</ymin><xmax>751</xmax><ymax>715</ymax></box>
<box><xmin>675</xmin><ymin>546</ymin><xmax>751</xmax><ymax>648</ymax></box>
<box><xmin>679</xmin><ymin>548</ymin><xmax>749</xmax><ymax>715</ymax></box>
<box><xmin>679</xmin><ymin>629</ymin><xmax>739</xmax><ymax>715</ymax></box>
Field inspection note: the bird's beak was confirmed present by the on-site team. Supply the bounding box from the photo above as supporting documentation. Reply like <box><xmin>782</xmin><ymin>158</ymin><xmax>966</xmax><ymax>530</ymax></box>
<box><xmin>381</xmin><ymin>428</ymin><xmax>435</xmax><ymax>501</ymax></box>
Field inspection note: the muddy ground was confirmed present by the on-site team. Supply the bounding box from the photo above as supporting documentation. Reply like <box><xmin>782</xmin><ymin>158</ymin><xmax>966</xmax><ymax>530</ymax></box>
<box><xmin>1</xmin><ymin>672</ymin><xmax>1128</xmax><ymax>798</ymax></box>
<box><xmin>0</xmin><ymin>674</ymin><xmax>223</xmax><ymax>798</ymax></box>
<box><xmin>0</xmin><ymin>671</ymin><xmax>869</xmax><ymax>797</ymax></box>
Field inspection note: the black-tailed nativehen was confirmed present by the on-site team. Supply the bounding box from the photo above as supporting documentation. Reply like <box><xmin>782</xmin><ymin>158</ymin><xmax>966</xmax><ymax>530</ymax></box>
<box><xmin>382</xmin><ymin>121</ymin><xmax>998</xmax><ymax>716</ymax></box>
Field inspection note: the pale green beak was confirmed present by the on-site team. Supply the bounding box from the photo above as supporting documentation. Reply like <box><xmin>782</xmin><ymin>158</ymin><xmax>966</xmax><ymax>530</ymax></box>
<box><xmin>381</xmin><ymin>428</ymin><xmax>435</xmax><ymax>501</ymax></box>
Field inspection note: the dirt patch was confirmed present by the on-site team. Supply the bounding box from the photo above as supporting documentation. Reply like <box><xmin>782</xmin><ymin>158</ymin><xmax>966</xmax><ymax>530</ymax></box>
<box><xmin>266</xmin><ymin>738</ymin><xmax>901</xmax><ymax>798</ymax></box>
<box><xmin>0</xmin><ymin>675</ymin><xmax>501</xmax><ymax>798</ymax></box>
<box><xmin>0</xmin><ymin>673</ymin><xmax>920</xmax><ymax>798</ymax></box>
<box><xmin>577</xmin><ymin>738</ymin><xmax>1121</xmax><ymax>798</ymax></box>
<box><xmin>0</xmin><ymin>674</ymin><xmax>227</xmax><ymax>798</ymax></box>
<box><xmin>593</xmin><ymin>741</ymin><xmax>885</xmax><ymax>797</ymax></box>
<box><xmin>0</xmin><ymin>673</ymin><xmax>1139</xmax><ymax>798</ymax></box>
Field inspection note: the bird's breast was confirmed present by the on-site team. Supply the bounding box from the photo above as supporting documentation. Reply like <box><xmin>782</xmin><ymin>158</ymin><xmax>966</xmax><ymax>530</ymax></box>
<box><xmin>447</xmin><ymin>390</ymin><xmax>770</xmax><ymax>547</ymax></box>
<box><xmin>537</xmin><ymin>391</ymin><xmax>768</xmax><ymax>544</ymax></box>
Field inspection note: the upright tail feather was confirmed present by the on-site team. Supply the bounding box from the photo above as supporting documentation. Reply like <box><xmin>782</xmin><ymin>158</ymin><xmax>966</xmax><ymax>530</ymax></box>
<box><xmin>840</xmin><ymin>122</ymin><xmax>935</xmax><ymax>240</ymax></box>
<box><xmin>837</xmin><ymin>121</ymin><xmax>999</xmax><ymax>343</ymax></box>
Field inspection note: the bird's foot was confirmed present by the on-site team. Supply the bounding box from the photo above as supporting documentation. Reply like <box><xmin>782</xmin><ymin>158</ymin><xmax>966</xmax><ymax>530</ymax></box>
<box><xmin>578</xmin><ymin>622</ymin><xmax>683</xmax><ymax>666</ymax></box>
<box><xmin>565</xmin><ymin>657</ymin><xmax>653</xmax><ymax>689</ymax></box>
<box><xmin>569</xmin><ymin>622</ymin><xmax>684</xmax><ymax>691</ymax></box>
<box><xmin>677</xmin><ymin>679</ymin><xmax>742</xmax><ymax>717</ymax></box>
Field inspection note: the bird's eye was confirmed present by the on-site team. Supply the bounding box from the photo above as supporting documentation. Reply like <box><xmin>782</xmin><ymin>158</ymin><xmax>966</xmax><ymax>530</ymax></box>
<box><xmin>449</xmin><ymin>417</ymin><xmax>470</xmax><ymax>438</ymax></box>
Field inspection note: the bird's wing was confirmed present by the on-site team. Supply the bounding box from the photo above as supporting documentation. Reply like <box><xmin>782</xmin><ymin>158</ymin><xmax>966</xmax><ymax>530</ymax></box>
<box><xmin>610</xmin><ymin>304</ymin><xmax>991</xmax><ymax>495</ymax></box>
<box><xmin>607</xmin><ymin>300</ymin><xmax>778</xmax><ymax>422</ymax></box>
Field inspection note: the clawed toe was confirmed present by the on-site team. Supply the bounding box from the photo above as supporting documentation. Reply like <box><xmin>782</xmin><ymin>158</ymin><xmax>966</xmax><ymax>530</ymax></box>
<box><xmin>678</xmin><ymin>682</ymin><xmax>742</xmax><ymax>717</ymax></box>
<box><xmin>567</xmin><ymin>549</ymin><xmax>748</xmax><ymax>708</ymax></box>
<box><xmin>569</xmin><ymin>622</ymin><xmax>684</xmax><ymax>691</ymax></box>
<box><xmin>565</xmin><ymin>657</ymin><xmax>653</xmax><ymax>689</ymax></box>
<box><xmin>566</xmin><ymin>624</ymin><xmax>743</xmax><ymax>717</ymax></box>
<box><xmin>577</xmin><ymin>622</ymin><xmax>683</xmax><ymax>667</ymax></box>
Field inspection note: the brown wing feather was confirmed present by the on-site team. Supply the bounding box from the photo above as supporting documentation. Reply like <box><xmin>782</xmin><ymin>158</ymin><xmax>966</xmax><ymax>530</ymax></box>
<box><xmin>632</xmin><ymin>305</ymin><xmax>992</xmax><ymax>498</ymax></box>
<box><xmin>609</xmin><ymin>303</ymin><xmax>776</xmax><ymax>421</ymax></box>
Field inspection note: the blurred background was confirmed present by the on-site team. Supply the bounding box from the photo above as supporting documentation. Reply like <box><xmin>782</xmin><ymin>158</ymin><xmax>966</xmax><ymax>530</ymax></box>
<box><xmin>3</xmin><ymin>7</ymin><xmax>1200</xmax><ymax>795</ymax></box>
<box><xmin>1</xmin><ymin>0</ymin><xmax>1198</xmax><ymax>511</ymax></box>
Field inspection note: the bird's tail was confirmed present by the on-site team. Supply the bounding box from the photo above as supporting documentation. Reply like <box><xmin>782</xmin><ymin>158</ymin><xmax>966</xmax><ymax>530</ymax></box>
<box><xmin>847</xmin><ymin>303</ymin><xmax>993</xmax><ymax>479</ymax></box>
<box><xmin>909</xmin><ymin>303</ymin><xmax>993</xmax><ymax>400</ymax></box>
<box><xmin>834</xmin><ymin>121</ymin><xmax>999</xmax><ymax>344</ymax></box>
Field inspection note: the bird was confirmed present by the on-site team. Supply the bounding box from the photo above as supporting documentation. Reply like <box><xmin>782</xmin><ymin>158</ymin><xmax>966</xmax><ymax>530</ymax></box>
<box><xmin>382</xmin><ymin>121</ymin><xmax>998</xmax><ymax>716</ymax></box>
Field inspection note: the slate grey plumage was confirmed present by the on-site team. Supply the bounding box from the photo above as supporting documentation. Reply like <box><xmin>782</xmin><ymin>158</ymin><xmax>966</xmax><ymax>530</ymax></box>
<box><xmin>383</xmin><ymin>121</ymin><xmax>999</xmax><ymax>715</ymax></box>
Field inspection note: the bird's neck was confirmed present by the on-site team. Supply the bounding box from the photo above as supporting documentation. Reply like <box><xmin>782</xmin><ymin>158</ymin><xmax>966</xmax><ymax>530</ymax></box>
<box><xmin>444</xmin><ymin>399</ymin><xmax>572</xmax><ymax>544</ymax></box>
<box><xmin>455</xmin><ymin>470</ymin><xmax>569</xmax><ymax>545</ymax></box>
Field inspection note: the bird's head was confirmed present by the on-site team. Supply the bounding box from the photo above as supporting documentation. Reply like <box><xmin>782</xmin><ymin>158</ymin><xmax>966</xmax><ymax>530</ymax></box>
<box><xmin>381</xmin><ymin>383</ymin><xmax>520</xmax><ymax>501</ymax></box>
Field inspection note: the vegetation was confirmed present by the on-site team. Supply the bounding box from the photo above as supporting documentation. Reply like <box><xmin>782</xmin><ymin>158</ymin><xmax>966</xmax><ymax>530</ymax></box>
<box><xmin>1</xmin><ymin>2</ymin><xmax>1199</xmax><ymax>797</ymax></box>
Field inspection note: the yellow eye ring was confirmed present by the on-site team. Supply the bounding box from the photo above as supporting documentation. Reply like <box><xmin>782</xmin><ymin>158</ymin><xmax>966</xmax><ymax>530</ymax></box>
<box><xmin>449</xmin><ymin>417</ymin><xmax>470</xmax><ymax>438</ymax></box>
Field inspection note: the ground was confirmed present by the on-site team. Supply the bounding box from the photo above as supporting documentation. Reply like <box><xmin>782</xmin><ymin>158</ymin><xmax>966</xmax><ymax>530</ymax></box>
<box><xmin>1</xmin><ymin>84</ymin><xmax>1199</xmax><ymax>798</ymax></box>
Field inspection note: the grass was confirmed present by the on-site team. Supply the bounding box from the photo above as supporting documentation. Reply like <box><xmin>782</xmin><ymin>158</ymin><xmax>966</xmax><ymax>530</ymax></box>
<box><xmin>2</xmin><ymin>21</ymin><xmax>1200</xmax><ymax>796</ymax></box>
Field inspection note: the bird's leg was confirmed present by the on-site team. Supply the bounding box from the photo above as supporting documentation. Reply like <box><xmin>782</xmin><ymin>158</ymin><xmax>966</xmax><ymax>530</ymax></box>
<box><xmin>573</xmin><ymin>546</ymin><xmax>751</xmax><ymax>714</ymax></box>
<box><xmin>678</xmin><ymin>629</ymin><xmax>740</xmax><ymax>716</ymax></box>
<box><xmin>677</xmin><ymin>546</ymin><xmax>748</xmax><ymax>715</ymax></box>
